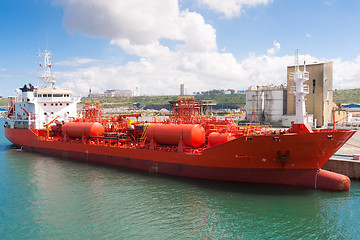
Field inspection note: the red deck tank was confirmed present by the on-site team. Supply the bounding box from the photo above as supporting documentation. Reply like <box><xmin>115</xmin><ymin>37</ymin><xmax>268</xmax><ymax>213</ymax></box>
<box><xmin>63</xmin><ymin>122</ymin><xmax>104</xmax><ymax>138</ymax></box>
<box><xmin>208</xmin><ymin>132</ymin><xmax>236</xmax><ymax>147</ymax></box>
<box><xmin>146</xmin><ymin>124</ymin><xmax>205</xmax><ymax>147</ymax></box>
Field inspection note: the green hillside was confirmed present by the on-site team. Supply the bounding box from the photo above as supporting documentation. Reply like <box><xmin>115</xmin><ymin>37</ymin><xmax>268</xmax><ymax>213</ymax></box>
<box><xmin>83</xmin><ymin>94</ymin><xmax>246</xmax><ymax>109</ymax></box>
<box><xmin>83</xmin><ymin>88</ymin><xmax>360</xmax><ymax>109</ymax></box>
<box><xmin>0</xmin><ymin>98</ymin><xmax>7</xmax><ymax>106</ymax></box>
<box><xmin>333</xmin><ymin>88</ymin><xmax>360</xmax><ymax>104</ymax></box>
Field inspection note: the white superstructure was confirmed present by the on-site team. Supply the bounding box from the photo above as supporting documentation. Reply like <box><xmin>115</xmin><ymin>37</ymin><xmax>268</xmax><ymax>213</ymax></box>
<box><xmin>289</xmin><ymin>49</ymin><xmax>309</xmax><ymax>124</ymax></box>
<box><xmin>6</xmin><ymin>50</ymin><xmax>80</xmax><ymax>129</ymax></box>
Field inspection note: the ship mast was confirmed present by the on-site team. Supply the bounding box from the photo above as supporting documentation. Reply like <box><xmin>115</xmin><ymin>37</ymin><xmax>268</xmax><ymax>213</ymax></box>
<box><xmin>37</xmin><ymin>50</ymin><xmax>55</xmax><ymax>89</ymax></box>
<box><xmin>289</xmin><ymin>49</ymin><xmax>309</xmax><ymax>124</ymax></box>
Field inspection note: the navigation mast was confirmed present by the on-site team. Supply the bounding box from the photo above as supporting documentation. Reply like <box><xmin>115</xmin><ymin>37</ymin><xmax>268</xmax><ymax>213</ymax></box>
<box><xmin>37</xmin><ymin>50</ymin><xmax>55</xmax><ymax>89</ymax></box>
<box><xmin>289</xmin><ymin>49</ymin><xmax>309</xmax><ymax>124</ymax></box>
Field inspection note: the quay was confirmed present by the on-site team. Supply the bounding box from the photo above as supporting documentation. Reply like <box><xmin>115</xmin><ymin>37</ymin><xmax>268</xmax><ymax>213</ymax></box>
<box><xmin>323</xmin><ymin>131</ymin><xmax>360</xmax><ymax>179</ymax></box>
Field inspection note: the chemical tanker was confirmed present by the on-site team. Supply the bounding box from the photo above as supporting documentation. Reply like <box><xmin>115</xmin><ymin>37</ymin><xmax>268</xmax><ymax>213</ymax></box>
<box><xmin>4</xmin><ymin>50</ymin><xmax>356</xmax><ymax>191</ymax></box>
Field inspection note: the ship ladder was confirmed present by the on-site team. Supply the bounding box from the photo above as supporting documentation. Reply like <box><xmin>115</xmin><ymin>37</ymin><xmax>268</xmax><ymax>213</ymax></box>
<box><xmin>139</xmin><ymin>128</ymin><xmax>148</xmax><ymax>144</ymax></box>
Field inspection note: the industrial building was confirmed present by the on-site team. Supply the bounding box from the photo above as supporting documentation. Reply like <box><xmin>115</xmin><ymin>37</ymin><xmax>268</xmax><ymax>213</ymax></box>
<box><xmin>284</xmin><ymin>62</ymin><xmax>333</xmax><ymax>127</ymax></box>
<box><xmin>246</xmin><ymin>61</ymin><xmax>347</xmax><ymax>128</ymax></box>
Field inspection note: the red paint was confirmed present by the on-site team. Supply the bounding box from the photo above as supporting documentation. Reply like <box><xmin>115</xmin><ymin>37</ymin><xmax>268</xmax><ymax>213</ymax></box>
<box><xmin>208</xmin><ymin>132</ymin><xmax>236</xmax><ymax>146</ymax></box>
<box><xmin>4</xmin><ymin>126</ymin><xmax>355</xmax><ymax>191</ymax></box>
<box><xmin>62</xmin><ymin>122</ymin><xmax>104</xmax><ymax>138</ymax></box>
<box><xmin>146</xmin><ymin>124</ymin><xmax>205</xmax><ymax>147</ymax></box>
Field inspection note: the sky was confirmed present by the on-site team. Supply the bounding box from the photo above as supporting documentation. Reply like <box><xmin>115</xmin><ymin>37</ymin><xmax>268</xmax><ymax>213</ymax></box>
<box><xmin>1</xmin><ymin>0</ymin><xmax>360</xmax><ymax>97</ymax></box>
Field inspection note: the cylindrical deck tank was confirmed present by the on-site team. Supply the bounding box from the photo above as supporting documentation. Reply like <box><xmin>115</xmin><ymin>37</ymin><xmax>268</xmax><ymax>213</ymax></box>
<box><xmin>146</xmin><ymin>124</ymin><xmax>205</xmax><ymax>147</ymax></box>
<box><xmin>62</xmin><ymin>122</ymin><xmax>104</xmax><ymax>138</ymax></box>
<box><xmin>208</xmin><ymin>132</ymin><xmax>236</xmax><ymax>147</ymax></box>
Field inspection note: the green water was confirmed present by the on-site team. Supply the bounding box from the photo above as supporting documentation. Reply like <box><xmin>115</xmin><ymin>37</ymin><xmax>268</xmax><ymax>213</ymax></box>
<box><xmin>1</xmin><ymin>119</ymin><xmax>360</xmax><ymax>239</ymax></box>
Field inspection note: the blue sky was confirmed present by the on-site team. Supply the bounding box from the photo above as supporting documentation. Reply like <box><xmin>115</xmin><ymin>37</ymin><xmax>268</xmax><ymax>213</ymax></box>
<box><xmin>1</xmin><ymin>0</ymin><xmax>360</xmax><ymax>97</ymax></box>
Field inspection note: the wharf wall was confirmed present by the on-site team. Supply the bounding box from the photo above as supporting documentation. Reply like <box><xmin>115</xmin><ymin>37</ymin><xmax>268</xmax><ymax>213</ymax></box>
<box><xmin>322</xmin><ymin>131</ymin><xmax>360</xmax><ymax>179</ymax></box>
<box><xmin>323</xmin><ymin>158</ymin><xmax>360</xmax><ymax>179</ymax></box>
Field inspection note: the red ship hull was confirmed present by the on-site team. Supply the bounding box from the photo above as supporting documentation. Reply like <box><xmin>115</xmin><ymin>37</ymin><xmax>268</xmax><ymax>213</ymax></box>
<box><xmin>5</xmin><ymin>127</ymin><xmax>355</xmax><ymax>191</ymax></box>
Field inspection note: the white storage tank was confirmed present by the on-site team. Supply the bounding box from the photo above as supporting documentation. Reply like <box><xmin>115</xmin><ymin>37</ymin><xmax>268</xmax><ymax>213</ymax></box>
<box><xmin>246</xmin><ymin>85</ymin><xmax>287</xmax><ymax>126</ymax></box>
<box><xmin>246</xmin><ymin>86</ymin><xmax>264</xmax><ymax>123</ymax></box>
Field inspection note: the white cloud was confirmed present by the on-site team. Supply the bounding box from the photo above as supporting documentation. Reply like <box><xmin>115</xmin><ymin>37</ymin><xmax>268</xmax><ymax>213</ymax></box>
<box><xmin>333</xmin><ymin>56</ymin><xmax>360</xmax><ymax>89</ymax></box>
<box><xmin>56</xmin><ymin>0</ymin><xmax>216</xmax><ymax>55</ymax></box>
<box><xmin>57</xmin><ymin>50</ymin><xmax>360</xmax><ymax>95</ymax></box>
<box><xmin>197</xmin><ymin>0</ymin><xmax>273</xmax><ymax>18</ymax></box>
<box><xmin>53</xmin><ymin>0</ymin><xmax>360</xmax><ymax>96</ymax></box>
<box><xmin>57</xmin><ymin>49</ymin><xmax>295</xmax><ymax>96</ymax></box>
<box><xmin>55</xmin><ymin>57</ymin><xmax>99</xmax><ymax>67</ymax></box>
<box><xmin>305</xmin><ymin>33</ymin><xmax>312</xmax><ymax>38</ymax></box>
<box><xmin>266</xmin><ymin>40</ymin><xmax>280</xmax><ymax>56</ymax></box>
<box><xmin>324</xmin><ymin>1</ymin><xmax>332</xmax><ymax>6</ymax></box>
<box><xmin>56</xmin><ymin>0</ymin><xmax>181</xmax><ymax>44</ymax></box>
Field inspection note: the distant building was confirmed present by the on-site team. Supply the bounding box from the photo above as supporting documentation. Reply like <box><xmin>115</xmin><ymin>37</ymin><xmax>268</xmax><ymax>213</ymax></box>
<box><xmin>199</xmin><ymin>89</ymin><xmax>235</xmax><ymax>95</ymax></box>
<box><xmin>88</xmin><ymin>89</ymin><xmax>133</xmax><ymax>98</ymax></box>
<box><xmin>180</xmin><ymin>84</ymin><xmax>185</xmax><ymax>96</ymax></box>
<box><xmin>104</xmin><ymin>89</ymin><xmax>132</xmax><ymax>97</ymax></box>
<box><xmin>342</xmin><ymin>104</ymin><xmax>360</xmax><ymax>112</ymax></box>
